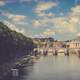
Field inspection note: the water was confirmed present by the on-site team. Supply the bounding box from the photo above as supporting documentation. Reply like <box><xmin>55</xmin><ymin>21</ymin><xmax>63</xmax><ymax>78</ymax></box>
<box><xmin>5</xmin><ymin>54</ymin><xmax>80</xmax><ymax>80</ymax></box>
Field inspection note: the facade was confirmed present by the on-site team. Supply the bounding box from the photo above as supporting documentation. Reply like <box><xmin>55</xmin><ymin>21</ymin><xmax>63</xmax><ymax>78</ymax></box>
<box><xmin>68</xmin><ymin>37</ymin><xmax>80</xmax><ymax>49</ymax></box>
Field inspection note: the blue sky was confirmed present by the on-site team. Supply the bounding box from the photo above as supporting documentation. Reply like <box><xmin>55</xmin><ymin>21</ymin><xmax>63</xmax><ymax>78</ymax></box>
<box><xmin>0</xmin><ymin>0</ymin><xmax>80</xmax><ymax>40</ymax></box>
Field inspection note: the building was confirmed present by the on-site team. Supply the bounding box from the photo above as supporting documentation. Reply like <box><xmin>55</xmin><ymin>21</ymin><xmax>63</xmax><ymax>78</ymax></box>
<box><xmin>68</xmin><ymin>37</ymin><xmax>80</xmax><ymax>49</ymax></box>
<box><xmin>33</xmin><ymin>38</ymin><xmax>66</xmax><ymax>55</ymax></box>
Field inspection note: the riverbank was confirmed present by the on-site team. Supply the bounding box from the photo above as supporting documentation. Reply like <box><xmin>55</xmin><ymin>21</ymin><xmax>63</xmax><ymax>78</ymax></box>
<box><xmin>0</xmin><ymin>55</ymin><xmax>39</xmax><ymax>80</ymax></box>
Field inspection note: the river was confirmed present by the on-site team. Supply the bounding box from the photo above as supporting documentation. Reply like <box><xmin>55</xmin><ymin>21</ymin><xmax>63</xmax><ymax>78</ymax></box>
<box><xmin>4</xmin><ymin>54</ymin><xmax>80</xmax><ymax>80</ymax></box>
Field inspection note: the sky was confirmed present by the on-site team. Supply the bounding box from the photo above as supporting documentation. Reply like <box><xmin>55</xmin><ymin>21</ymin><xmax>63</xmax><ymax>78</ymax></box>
<box><xmin>0</xmin><ymin>0</ymin><xmax>80</xmax><ymax>40</ymax></box>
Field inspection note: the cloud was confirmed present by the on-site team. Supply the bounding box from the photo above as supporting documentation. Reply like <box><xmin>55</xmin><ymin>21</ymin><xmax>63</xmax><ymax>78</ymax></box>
<box><xmin>2</xmin><ymin>12</ymin><xmax>27</xmax><ymax>22</ymax></box>
<box><xmin>32</xmin><ymin>17</ymin><xmax>77</xmax><ymax>34</ymax></box>
<box><xmin>69</xmin><ymin>17</ymin><xmax>79</xmax><ymax>23</ymax></box>
<box><xmin>52</xmin><ymin>17</ymin><xmax>77</xmax><ymax>33</ymax></box>
<box><xmin>32</xmin><ymin>20</ymin><xmax>41</xmax><ymax>28</ymax></box>
<box><xmin>11</xmin><ymin>15</ymin><xmax>26</xmax><ymax>22</ymax></box>
<box><xmin>36</xmin><ymin>11</ymin><xmax>55</xmax><ymax>17</ymax></box>
<box><xmin>33</xmin><ymin>29</ymin><xmax>55</xmax><ymax>38</ymax></box>
<box><xmin>43</xmin><ymin>29</ymin><xmax>55</xmax><ymax>37</ymax></box>
<box><xmin>47</xmin><ymin>12</ymin><xmax>55</xmax><ymax>17</ymax></box>
<box><xmin>53</xmin><ymin>5</ymin><xmax>80</xmax><ymax>34</ymax></box>
<box><xmin>33</xmin><ymin>1</ymin><xmax>57</xmax><ymax>18</ymax></box>
<box><xmin>33</xmin><ymin>5</ymin><xmax>80</xmax><ymax>35</ymax></box>
<box><xmin>77</xmin><ymin>32</ymin><xmax>80</xmax><ymax>36</ymax></box>
<box><xmin>71</xmin><ymin>5</ymin><xmax>80</xmax><ymax>14</ymax></box>
<box><xmin>69</xmin><ymin>5</ymin><xmax>80</xmax><ymax>25</ymax></box>
<box><xmin>34</xmin><ymin>2</ymin><xmax>57</xmax><ymax>13</ymax></box>
<box><xmin>32</xmin><ymin>18</ymin><xmax>50</xmax><ymax>28</ymax></box>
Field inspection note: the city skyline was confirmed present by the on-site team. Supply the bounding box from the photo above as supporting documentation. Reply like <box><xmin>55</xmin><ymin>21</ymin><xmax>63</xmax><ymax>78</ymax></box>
<box><xmin>0</xmin><ymin>0</ymin><xmax>80</xmax><ymax>40</ymax></box>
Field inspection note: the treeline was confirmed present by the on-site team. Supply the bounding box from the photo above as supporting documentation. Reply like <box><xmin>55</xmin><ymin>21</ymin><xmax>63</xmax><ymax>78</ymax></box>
<box><xmin>0</xmin><ymin>22</ymin><xmax>35</xmax><ymax>64</ymax></box>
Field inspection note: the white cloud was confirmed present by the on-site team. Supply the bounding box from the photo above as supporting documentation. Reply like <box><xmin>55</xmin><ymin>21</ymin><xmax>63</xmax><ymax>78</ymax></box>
<box><xmin>34</xmin><ymin>2</ymin><xmax>57</xmax><ymax>13</ymax></box>
<box><xmin>33</xmin><ymin>29</ymin><xmax>55</xmax><ymax>38</ymax></box>
<box><xmin>32</xmin><ymin>16</ymin><xmax>78</xmax><ymax>34</ymax></box>
<box><xmin>2</xmin><ymin>4</ymin><xmax>80</xmax><ymax>39</ymax></box>
<box><xmin>36</xmin><ymin>11</ymin><xmax>55</xmax><ymax>17</ymax></box>
<box><xmin>52</xmin><ymin>17</ymin><xmax>78</xmax><ymax>33</ymax></box>
<box><xmin>43</xmin><ymin>29</ymin><xmax>55</xmax><ymax>37</ymax></box>
<box><xmin>77</xmin><ymin>32</ymin><xmax>80</xmax><ymax>36</ymax></box>
<box><xmin>12</xmin><ymin>15</ymin><xmax>26</xmax><ymax>22</ymax></box>
<box><xmin>32</xmin><ymin>18</ymin><xmax>51</xmax><ymax>28</ymax></box>
<box><xmin>53</xmin><ymin>6</ymin><xmax>80</xmax><ymax>34</ymax></box>
<box><xmin>33</xmin><ymin>1</ymin><xmax>57</xmax><ymax>18</ymax></box>
<box><xmin>71</xmin><ymin>5</ymin><xmax>80</xmax><ymax>13</ymax></box>
<box><xmin>2</xmin><ymin>12</ymin><xmax>27</xmax><ymax>22</ymax></box>
<box><xmin>32</xmin><ymin>20</ymin><xmax>41</xmax><ymax>28</ymax></box>
<box><xmin>69</xmin><ymin>17</ymin><xmax>79</xmax><ymax>23</ymax></box>
<box><xmin>47</xmin><ymin>12</ymin><xmax>55</xmax><ymax>17</ymax></box>
<box><xmin>33</xmin><ymin>5</ymin><xmax>80</xmax><ymax>35</ymax></box>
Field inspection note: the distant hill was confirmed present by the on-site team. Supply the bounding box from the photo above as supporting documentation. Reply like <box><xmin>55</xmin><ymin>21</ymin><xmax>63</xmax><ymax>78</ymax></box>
<box><xmin>33</xmin><ymin>37</ymin><xmax>55</xmax><ymax>42</ymax></box>
<box><xmin>0</xmin><ymin>22</ymin><xmax>35</xmax><ymax>64</ymax></box>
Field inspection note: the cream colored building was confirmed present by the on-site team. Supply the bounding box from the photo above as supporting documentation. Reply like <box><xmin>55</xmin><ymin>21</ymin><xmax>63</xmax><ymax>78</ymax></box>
<box><xmin>68</xmin><ymin>39</ymin><xmax>80</xmax><ymax>49</ymax></box>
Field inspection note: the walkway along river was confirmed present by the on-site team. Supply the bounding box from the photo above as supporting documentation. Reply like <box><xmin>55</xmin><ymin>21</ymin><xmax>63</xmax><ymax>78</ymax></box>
<box><xmin>4</xmin><ymin>54</ymin><xmax>80</xmax><ymax>80</ymax></box>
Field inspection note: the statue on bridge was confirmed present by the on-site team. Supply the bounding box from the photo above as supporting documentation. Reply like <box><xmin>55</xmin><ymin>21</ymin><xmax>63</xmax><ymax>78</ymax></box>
<box><xmin>65</xmin><ymin>49</ymin><xmax>69</xmax><ymax>56</ymax></box>
<box><xmin>64</xmin><ymin>45</ymin><xmax>69</xmax><ymax>56</ymax></box>
<box><xmin>43</xmin><ymin>50</ymin><xmax>48</xmax><ymax>56</ymax></box>
<box><xmin>54</xmin><ymin>49</ymin><xmax>58</xmax><ymax>56</ymax></box>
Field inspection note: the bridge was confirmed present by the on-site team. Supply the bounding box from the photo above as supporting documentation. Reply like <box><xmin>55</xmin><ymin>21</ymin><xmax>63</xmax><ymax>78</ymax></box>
<box><xmin>33</xmin><ymin>47</ymin><xmax>70</xmax><ymax>56</ymax></box>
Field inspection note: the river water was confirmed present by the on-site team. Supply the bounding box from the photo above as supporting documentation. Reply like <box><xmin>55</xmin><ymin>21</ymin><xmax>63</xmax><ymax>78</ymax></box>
<box><xmin>5</xmin><ymin>54</ymin><xmax>80</xmax><ymax>80</ymax></box>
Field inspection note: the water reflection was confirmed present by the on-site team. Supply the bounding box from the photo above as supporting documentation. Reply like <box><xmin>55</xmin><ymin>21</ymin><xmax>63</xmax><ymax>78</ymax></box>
<box><xmin>3</xmin><ymin>64</ymin><xmax>34</xmax><ymax>80</ymax></box>
<box><xmin>5</xmin><ymin>55</ymin><xmax>80</xmax><ymax>80</ymax></box>
<box><xmin>3</xmin><ymin>73</ymin><xmax>19</xmax><ymax>80</ymax></box>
